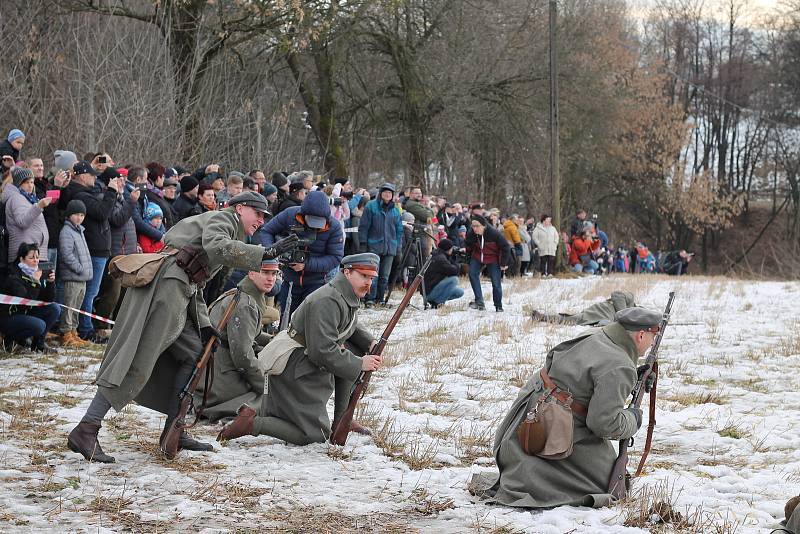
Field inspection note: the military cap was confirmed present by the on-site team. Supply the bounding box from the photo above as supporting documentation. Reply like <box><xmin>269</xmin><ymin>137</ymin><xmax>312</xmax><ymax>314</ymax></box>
<box><xmin>228</xmin><ymin>191</ymin><xmax>270</xmax><ymax>214</ymax></box>
<box><xmin>615</xmin><ymin>307</ymin><xmax>662</xmax><ymax>332</ymax></box>
<box><xmin>341</xmin><ymin>253</ymin><xmax>380</xmax><ymax>275</ymax></box>
<box><xmin>260</xmin><ymin>258</ymin><xmax>280</xmax><ymax>271</ymax></box>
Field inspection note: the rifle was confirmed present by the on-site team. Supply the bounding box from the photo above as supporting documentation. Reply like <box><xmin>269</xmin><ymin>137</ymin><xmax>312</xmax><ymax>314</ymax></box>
<box><xmin>608</xmin><ymin>291</ymin><xmax>676</xmax><ymax>500</ymax></box>
<box><xmin>330</xmin><ymin>255</ymin><xmax>433</xmax><ymax>446</ymax></box>
<box><xmin>160</xmin><ymin>290</ymin><xmax>242</xmax><ymax>459</ymax></box>
<box><xmin>280</xmin><ymin>281</ymin><xmax>294</xmax><ymax>331</ymax></box>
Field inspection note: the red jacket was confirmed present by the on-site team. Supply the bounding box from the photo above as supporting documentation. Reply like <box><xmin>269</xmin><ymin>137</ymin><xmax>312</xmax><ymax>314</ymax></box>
<box><xmin>569</xmin><ymin>236</ymin><xmax>600</xmax><ymax>266</ymax></box>
<box><xmin>138</xmin><ymin>234</ymin><xmax>164</xmax><ymax>253</ymax></box>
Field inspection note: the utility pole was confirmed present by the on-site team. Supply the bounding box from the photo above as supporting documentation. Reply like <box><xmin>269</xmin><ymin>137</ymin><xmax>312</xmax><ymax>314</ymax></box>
<box><xmin>549</xmin><ymin>0</ymin><xmax>561</xmax><ymax>232</ymax></box>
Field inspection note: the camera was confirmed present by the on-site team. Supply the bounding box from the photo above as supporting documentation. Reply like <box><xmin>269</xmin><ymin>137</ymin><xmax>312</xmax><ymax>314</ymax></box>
<box><xmin>98</xmin><ymin>156</ymin><xmax>107</xmax><ymax>164</ymax></box>
<box><xmin>452</xmin><ymin>249</ymin><xmax>471</xmax><ymax>265</ymax></box>
<box><xmin>277</xmin><ymin>225</ymin><xmax>316</xmax><ymax>266</ymax></box>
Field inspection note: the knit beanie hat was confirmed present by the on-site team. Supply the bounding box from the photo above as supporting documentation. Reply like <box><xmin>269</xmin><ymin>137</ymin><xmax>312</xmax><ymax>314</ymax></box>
<box><xmin>458</xmin><ymin>225</ymin><xmax>467</xmax><ymax>233</ymax></box>
<box><xmin>144</xmin><ymin>203</ymin><xmax>164</xmax><ymax>221</ymax></box>
<box><xmin>54</xmin><ymin>150</ymin><xmax>78</xmax><ymax>171</ymax></box>
<box><xmin>470</xmin><ymin>214</ymin><xmax>488</xmax><ymax>227</ymax></box>
<box><xmin>262</xmin><ymin>183</ymin><xmax>278</xmax><ymax>196</ymax></box>
<box><xmin>180</xmin><ymin>175</ymin><xmax>199</xmax><ymax>193</ymax></box>
<box><xmin>271</xmin><ymin>172</ymin><xmax>288</xmax><ymax>188</ymax></box>
<box><xmin>7</xmin><ymin>129</ymin><xmax>24</xmax><ymax>143</ymax></box>
<box><xmin>438</xmin><ymin>238</ymin><xmax>454</xmax><ymax>251</ymax></box>
<box><xmin>11</xmin><ymin>167</ymin><xmax>33</xmax><ymax>187</ymax></box>
<box><xmin>65</xmin><ymin>199</ymin><xmax>86</xmax><ymax>218</ymax></box>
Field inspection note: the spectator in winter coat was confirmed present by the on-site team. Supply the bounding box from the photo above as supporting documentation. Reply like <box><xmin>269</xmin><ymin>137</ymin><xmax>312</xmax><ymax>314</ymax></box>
<box><xmin>423</xmin><ymin>239</ymin><xmax>464</xmax><ymax>308</ymax></box>
<box><xmin>272</xmin><ymin>179</ymin><xmax>306</xmax><ymax>216</ymax></box>
<box><xmin>569</xmin><ymin>209</ymin><xmax>588</xmax><ymax>238</ymax></box>
<box><xmin>358</xmin><ymin>183</ymin><xmax>403</xmax><ymax>307</ymax></box>
<box><xmin>216</xmin><ymin>174</ymin><xmax>244</xmax><ymax>206</ymax></box>
<box><xmin>60</xmin><ymin>161</ymin><xmax>121</xmax><ymax>342</ymax></box>
<box><xmin>32</xmin><ymin>157</ymin><xmax>71</xmax><ymax>267</ymax></box>
<box><xmin>197</xmin><ymin>183</ymin><xmax>218</xmax><ymax>213</ymax></box>
<box><xmin>531</xmin><ymin>215</ymin><xmax>560</xmax><ymax>277</ymax></box>
<box><xmin>661</xmin><ymin>249</ymin><xmax>694</xmax><ymax>275</ymax></box>
<box><xmin>518</xmin><ymin>220</ymin><xmax>532</xmax><ymax>275</ymax></box>
<box><xmin>503</xmin><ymin>215</ymin><xmax>523</xmax><ymax>276</ymax></box>
<box><xmin>453</xmin><ymin>225</ymin><xmax>467</xmax><ymax>249</ymax></box>
<box><xmin>171</xmin><ymin>176</ymin><xmax>200</xmax><ymax>221</ymax></box>
<box><xmin>138</xmin><ymin>204</ymin><xmax>166</xmax><ymax>253</ymax></box>
<box><xmin>57</xmin><ymin>200</ymin><xmax>92</xmax><ymax>349</ymax></box>
<box><xmin>466</xmin><ymin>215</ymin><xmax>511</xmax><ymax>312</ymax></box>
<box><xmin>0</xmin><ymin>243</ymin><xmax>59</xmax><ymax>353</ymax></box>
<box><xmin>2</xmin><ymin>167</ymin><xmax>51</xmax><ymax>261</ymax></box>
<box><xmin>0</xmin><ymin>129</ymin><xmax>25</xmax><ymax>161</ymax></box>
<box><xmin>260</xmin><ymin>191</ymin><xmax>344</xmax><ymax>315</ymax></box>
<box><xmin>569</xmin><ymin>230</ymin><xmax>601</xmax><ymax>274</ymax></box>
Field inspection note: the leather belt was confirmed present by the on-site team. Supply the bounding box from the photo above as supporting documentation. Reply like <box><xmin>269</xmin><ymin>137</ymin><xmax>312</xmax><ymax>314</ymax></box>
<box><xmin>539</xmin><ymin>367</ymin><xmax>588</xmax><ymax>417</ymax></box>
<box><xmin>288</xmin><ymin>327</ymin><xmax>306</xmax><ymax>347</ymax></box>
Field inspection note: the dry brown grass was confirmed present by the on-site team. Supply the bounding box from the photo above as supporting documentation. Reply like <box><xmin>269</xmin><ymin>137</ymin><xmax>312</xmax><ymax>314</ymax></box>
<box><xmin>662</xmin><ymin>388</ymin><xmax>728</xmax><ymax>406</ymax></box>
<box><xmin>405</xmin><ymin>487</ymin><xmax>454</xmax><ymax>516</ymax></box>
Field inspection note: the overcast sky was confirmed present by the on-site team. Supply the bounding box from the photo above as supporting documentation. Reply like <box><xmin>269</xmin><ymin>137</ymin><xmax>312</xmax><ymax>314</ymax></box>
<box><xmin>629</xmin><ymin>0</ymin><xmax>790</xmax><ymax>25</ymax></box>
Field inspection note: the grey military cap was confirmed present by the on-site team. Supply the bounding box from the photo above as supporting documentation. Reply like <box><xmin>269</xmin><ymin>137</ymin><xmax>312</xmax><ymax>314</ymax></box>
<box><xmin>228</xmin><ymin>191</ymin><xmax>270</xmax><ymax>214</ymax></box>
<box><xmin>615</xmin><ymin>307</ymin><xmax>662</xmax><ymax>331</ymax></box>
<box><xmin>341</xmin><ymin>253</ymin><xmax>380</xmax><ymax>273</ymax></box>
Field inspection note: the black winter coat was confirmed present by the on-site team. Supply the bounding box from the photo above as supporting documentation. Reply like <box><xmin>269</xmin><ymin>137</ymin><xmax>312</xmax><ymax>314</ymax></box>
<box><xmin>272</xmin><ymin>194</ymin><xmax>302</xmax><ymax>216</ymax></box>
<box><xmin>423</xmin><ymin>248</ymin><xmax>461</xmax><ymax>294</ymax></box>
<box><xmin>0</xmin><ymin>263</ymin><xmax>55</xmax><ymax>319</ymax></box>
<box><xmin>171</xmin><ymin>193</ymin><xmax>201</xmax><ymax>221</ymax></box>
<box><xmin>61</xmin><ymin>181</ymin><xmax>117</xmax><ymax>257</ymax></box>
<box><xmin>34</xmin><ymin>177</ymin><xmax>65</xmax><ymax>248</ymax></box>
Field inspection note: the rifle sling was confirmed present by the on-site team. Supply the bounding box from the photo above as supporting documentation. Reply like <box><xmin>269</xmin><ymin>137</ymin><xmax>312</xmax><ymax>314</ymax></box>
<box><xmin>634</xmin><ymin>362</ymin><xmax>658</xmax><ymax>477</ymax></box>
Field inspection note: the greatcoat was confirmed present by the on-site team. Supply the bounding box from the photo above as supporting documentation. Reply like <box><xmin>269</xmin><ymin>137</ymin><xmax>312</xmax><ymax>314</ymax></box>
<box><xmin>195</xmin><ymin>276</ymin><xmax>278</xmax><ymax>421</ymax></box>
<box><xmin>95</xmin><ymin>208</ymin><xmax>263</xmax><ymax>412</ymax></box>
<box><xmin>473</xmin><ymin>322</ymin><xmax>641</xmax><ymax>508</ymax></box>
<box><xmin>542</xmin><ymin>291</ymin><xmax>635</xmax><ymax>326</ymax></box>
<box><xmin>263</xmin><ymin>271</ymin><xmax>374</xmax><ymax>444</ymax></box>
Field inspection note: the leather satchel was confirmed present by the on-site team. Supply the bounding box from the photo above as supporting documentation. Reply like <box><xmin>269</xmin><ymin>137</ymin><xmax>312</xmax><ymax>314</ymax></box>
<box><xmin>517</xmin><ymin>368</ymin><xmax>584</xmax><ymax>460</ymax></box>
<box><xmin>108</xmin><ymin>250</ymin><xmax>177</xmax><ymax>288</ymax></box>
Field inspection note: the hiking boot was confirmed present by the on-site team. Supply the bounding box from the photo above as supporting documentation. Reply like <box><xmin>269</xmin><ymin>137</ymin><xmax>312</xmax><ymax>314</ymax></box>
<box><xmin>468</xmin><ymin>301</ymin><xmax>485</xmax><ymax>311</ymax></box>
<box><xmin>67</xmin><ymin>422</ymin><xmax>116</xmax><ymax>463</ymax></box>
<box><xmin>80</xmin><ymin>331</ymin><xmax>108</xmax><ymax>345</ymax></box>
<box><xmin>32</xmin><ymin>340</ymin><xmax>58</xmax><ymax>354</ymax></box>
<box><xmin>217</xmin><ymin>405</ymin><xmax>256</xmax><ymax>442</ymax></box>
<box><xmin>61</xmin><ymin>330</ymin><xmax>91</xmax><ymax>349</ymax></box>
<box><xmin>495</xmin><ymin>306</ymin><xmax>504</xmax><ymax>313</ymax></box>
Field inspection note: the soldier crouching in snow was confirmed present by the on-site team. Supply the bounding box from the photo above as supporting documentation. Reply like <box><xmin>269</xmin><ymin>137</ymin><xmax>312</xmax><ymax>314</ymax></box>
<box><xmin>192</xmin><ymin>259</ymin><xmax>281</xmax><ymax>422</ymax></box>
<box><xmin>67</xmin><ymin>192</ymin><xmax>298</xmax><ymax>463</ymax></box>
<box><xmin>216</xmin><ymin>253</ymin><xmax>382</xmax><ymax>445</ymax></box>
<box><xmin>471</xmin><ymin>307</ymin><xmax>661</xmax><ymax>509</ymax></box>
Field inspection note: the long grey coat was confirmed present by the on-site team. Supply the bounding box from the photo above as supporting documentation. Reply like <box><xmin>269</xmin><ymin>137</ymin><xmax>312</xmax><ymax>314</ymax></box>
<box><xmin>195</xmin><ymin>276</ymin><xmax>270</xmax><ymax>421</ymax></box>
<box><xmin>540</xmin><ymin>291</ymin><xmax>636</xmax><ymax>326</ymax></box>
<box><xmin>474</xmin><ymin>322</ymin><xmax>640</xmax><ymax>508</ymax></box>
<box><xmin>2</xmin><ymin>184</ymin><xmax>48</xmax><ymax>259</ymax></box>
<box><xmin>264</xmin><ymin>272</ymin><xmax>374</xmax><ymax>444</ymax></box>
<box><xmin>95</xmin><ymin>208</ymin><xmax>263</xmax><ymax>412</ymax></box>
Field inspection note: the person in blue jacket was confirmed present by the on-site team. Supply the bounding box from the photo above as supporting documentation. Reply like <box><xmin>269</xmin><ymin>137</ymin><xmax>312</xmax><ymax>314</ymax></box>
<box><xmin>259</xmin><ymin>190</ymin><xmax>344</xmax><ymax>316</ymax></box>
<box><xmin>358</xmin><ymin>183</ymin><xmax>403</xmax><ymax>307</ymax></box>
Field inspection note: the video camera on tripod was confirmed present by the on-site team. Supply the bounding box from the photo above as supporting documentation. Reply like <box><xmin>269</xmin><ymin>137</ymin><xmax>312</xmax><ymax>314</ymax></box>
<box><xmin>277</xmin><ymin>224</ymin><xmax>317</xmax><ymax>266</ymax></box>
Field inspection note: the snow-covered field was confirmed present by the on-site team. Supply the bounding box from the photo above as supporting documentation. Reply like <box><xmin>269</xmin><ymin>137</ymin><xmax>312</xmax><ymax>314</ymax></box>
<box><xmin>1</xmin><ymin>274</ymin><xmax>798</xmax><ymax>533</ymax></box>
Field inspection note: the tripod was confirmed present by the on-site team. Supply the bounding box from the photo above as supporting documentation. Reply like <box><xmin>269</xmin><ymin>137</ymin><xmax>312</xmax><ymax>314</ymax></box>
<box><xmin>384</xmin><ymin>225</ymin><xmax>432</xmax><ymax>308</ymax></box>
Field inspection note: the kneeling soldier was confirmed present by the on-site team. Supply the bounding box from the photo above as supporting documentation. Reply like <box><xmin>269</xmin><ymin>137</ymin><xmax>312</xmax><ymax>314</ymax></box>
<box><xmin>472</xmin><ymin>307</ymin><xmax>661</xmax><ymax>509</ymax></box>
<box><xmin>194</xmin><ymin>259</ymin><xmax>281</xmax><ymax>421</ymax></box>
<box><xmin>217</xmin><ymin>253</ymin><xmax>381</xmax><ymax>445</ymax></box>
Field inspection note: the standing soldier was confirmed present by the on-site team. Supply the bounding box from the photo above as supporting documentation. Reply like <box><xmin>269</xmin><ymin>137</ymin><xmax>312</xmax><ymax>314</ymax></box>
<box><xmin>194</xmin><ymin>259</ymin><xmax>281</xmax><ymax>421</ymax></box>
<box><xmin>67</xmin><ymin>192</ymin><xmax>298</xmax><ymax>463</ymax></box>
<box><xmin>472</xmin><ymin>307</ymin><xmax>662</xmax><ymax>508</ymax></box>
<box><xmin>530</xmin><ymin>291</ymin><xmax>637</xmax><ymax>326</ymax></box>
<box><xmin>217</xmin><ymin>253</ymin><xmax>382</xmax><ymax>445</ymax></box>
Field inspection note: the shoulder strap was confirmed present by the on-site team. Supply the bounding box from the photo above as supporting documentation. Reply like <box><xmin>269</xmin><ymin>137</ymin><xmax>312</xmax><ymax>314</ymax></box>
<box><xmin>635</xmin><ymin>361</ymin><xmax>658</xmax><ymax>477</ymax></box>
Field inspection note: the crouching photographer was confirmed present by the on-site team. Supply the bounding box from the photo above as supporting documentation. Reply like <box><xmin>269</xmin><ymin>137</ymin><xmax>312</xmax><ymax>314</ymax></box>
<box><xmin>423</xmin><ymin>239</ymin><xmax>464</xmax><ymax>309</ymax></box>
<box><xmin>259</xmin><ymin>191</ymin><xmax>344</xmax><ymax>316</ymax></box>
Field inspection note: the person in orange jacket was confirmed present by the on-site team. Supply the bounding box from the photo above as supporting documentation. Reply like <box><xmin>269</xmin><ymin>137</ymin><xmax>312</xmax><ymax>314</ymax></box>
<box><xmin>569</xmin><ymin>229</ymin><xmax>601</xmax><ymax>274</ymax></box>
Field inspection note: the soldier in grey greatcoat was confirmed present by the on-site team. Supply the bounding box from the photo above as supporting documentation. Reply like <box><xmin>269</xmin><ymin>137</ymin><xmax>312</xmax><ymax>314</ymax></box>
<box><xmin>531</xmin><ymin>291</ymin><xmax>636</xmax><ymax>326</ymax></box>
<box><xmin>471</xmin><ymin>307</ymin><xmax>662</xmax><ymax>509</ymax></box>
<box><xmin>216</xmin><ymin>253</ymin><xmax>382</xmax><ymax>445</ymax></box>
<box><xmin>194</xmin><ymin>259</ymin><xmax>281</xmax><ymax>421</ymax></box>
<box><xmin>67</xmin><ymin>192</ymin><xmax>298</xmax><ymax>463</ymax></box>
<box><xmin>774</xmin><ymin>497</ymin><xmax>800</xmax><ymax>534</ymax></box>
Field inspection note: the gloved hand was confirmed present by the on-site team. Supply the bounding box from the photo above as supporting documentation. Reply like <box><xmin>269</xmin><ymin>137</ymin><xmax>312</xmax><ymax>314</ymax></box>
<box><xmin>637</xmin><ymin>364</ymin><xmax>656</xmax><ymax>393</ymax></box>
<box><xmin>263</xmin><ymin>234</ymin><xmax>300</xmax><ymax>260</ymax></box>
<box><xmin>200</xmin><ymin>326</ymin><xmax>221</xmax><ymax>351</ymax></box>
<box><xmin>626</xmin><ymin>406</ymin><xmax>643</xmax><ymax>430</ymax></box>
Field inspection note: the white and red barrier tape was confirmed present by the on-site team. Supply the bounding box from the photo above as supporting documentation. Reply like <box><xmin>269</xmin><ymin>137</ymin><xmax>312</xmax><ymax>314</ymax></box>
<box><xmin>0</xmin><ymin>293</ymin><xmax>115</xmax><ymax>325</ymax></box>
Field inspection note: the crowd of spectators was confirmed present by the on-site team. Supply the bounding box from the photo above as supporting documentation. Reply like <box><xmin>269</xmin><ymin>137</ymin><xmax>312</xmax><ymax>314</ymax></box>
<box><xmin>0</xmin><ymin>128</ymin><xmax>694</xmax><ymax>351</ymax></box>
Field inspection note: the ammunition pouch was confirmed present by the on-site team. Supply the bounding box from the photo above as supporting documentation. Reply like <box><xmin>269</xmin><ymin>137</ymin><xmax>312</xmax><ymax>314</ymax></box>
<box><xmin>173</xmin><ymin>245</ymin><xmax>212</xmax><ymax>284</ymax></box>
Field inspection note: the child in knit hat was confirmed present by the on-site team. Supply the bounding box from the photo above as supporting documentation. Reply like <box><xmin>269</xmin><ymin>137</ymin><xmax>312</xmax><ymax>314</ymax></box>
<box><xmin>58</xmin><ymin>200</ymin><xmax>92</xmax><ymax>348</ymax></box>
<box><xmin>138</xmin><ymin>203</ymin><xmax>165</xmax><ymax>253</ymax></box>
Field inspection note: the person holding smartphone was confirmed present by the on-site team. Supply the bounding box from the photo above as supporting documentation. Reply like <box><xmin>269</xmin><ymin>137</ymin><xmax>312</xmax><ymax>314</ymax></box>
<box><xmin>2</xmin><ymin>167</ymin><xmax>51</xmax><ymax>263</ymax></box>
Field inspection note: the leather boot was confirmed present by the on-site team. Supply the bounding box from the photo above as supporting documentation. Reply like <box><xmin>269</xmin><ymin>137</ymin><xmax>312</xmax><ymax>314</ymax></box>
<box><xmin>217</xmin><ymin>405</ymin><xmax>256</xmax><ymax>442</ymax></box>
<box><xmin>160</xmin><ymin>418</ymin><xmax>213</xmax><ymax>453</ymax></box>
<box><xmin>67</xmin><ymin>422</ymin><xmax>116</xmax><ymax>463</ymax></box>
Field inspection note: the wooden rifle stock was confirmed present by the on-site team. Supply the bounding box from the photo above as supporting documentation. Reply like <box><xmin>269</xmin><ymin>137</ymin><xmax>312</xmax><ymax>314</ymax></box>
<box><xmin>608</xmin><ymin>291</ymin><xmax>675</xmax><ymax>499</ymax></box>
<box><xmin>330</xmin><ymin>255</ymin><xmax>433</xmax><ymax>446</ymax></box>
<box><xmin>160</xmin><ymin>290</ymin><xmax>242</xmax><ymax>459</ymax></box>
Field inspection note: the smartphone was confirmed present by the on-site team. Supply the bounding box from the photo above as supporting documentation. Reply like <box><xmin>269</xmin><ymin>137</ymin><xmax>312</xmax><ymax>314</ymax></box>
<box><xmin>98</xmin><ymin>156</ymin><xmax>107</xmax><ymax>164</ymax></box>
<box><xmin>46</xmin><ymin>189</ymin><xmax>61</xmax><ymax>201</ymax></box>
<box><xmin>38</xmin><ymin>260</ymin><xmax>54</xmax><ymax>273</ymax></box>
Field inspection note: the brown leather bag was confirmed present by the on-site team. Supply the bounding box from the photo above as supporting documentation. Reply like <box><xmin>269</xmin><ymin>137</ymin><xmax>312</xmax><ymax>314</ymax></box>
<box><xmin>108</xmin><ymin>251</ymin><xmax>177</xmax><ymax>288</ymax></box>
<box><xmin>174</xmin><ymin>245</ymin><xmax>212</xmax><ymax>284</ymax></box>
<box><xmin>517</xmin><ymin>368</ymin><xmax>586</xmax><ymax>460</ymax></box>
